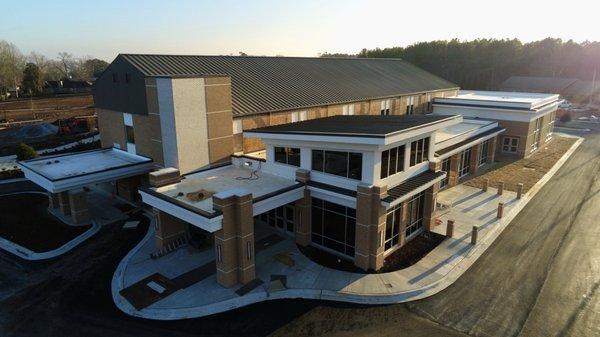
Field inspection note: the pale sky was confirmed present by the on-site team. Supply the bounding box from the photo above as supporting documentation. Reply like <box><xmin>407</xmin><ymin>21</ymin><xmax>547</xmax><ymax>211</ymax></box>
<box><xmin>2</xmin><ymin>0</ymin><xmax>599</xmax><ymax>62</ymax></box>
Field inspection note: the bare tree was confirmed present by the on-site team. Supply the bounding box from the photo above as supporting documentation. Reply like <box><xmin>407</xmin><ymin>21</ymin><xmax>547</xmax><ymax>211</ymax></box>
<box><xmin>57</xmin><ymin>52</ymin><xmax>75</xmax><ymax>78</ymax></box>
<box><xmin>0</xmin><ymin>40</ymin><xmax>25</xmax><ymax>97</ymax></box>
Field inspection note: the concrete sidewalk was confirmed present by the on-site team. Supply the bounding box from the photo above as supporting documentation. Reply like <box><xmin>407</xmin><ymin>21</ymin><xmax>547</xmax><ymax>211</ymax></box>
<box><xmin>112</xmin><ymin>136</ymin><xmax>584</xmax><ymax>320</ymax></box>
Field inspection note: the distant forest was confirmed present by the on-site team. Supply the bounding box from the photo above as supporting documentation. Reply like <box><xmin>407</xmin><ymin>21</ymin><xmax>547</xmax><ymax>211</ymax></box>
<box><xmin>321</xmin><ymin>38</ymin><xmax>600</xmax><ymax>90</ymax></box>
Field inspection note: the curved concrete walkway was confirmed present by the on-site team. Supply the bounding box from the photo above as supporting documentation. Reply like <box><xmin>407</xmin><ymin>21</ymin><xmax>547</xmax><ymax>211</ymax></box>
<box><xmin>111</xmin><ymin>136</ymin><xmax>583</xmax><ymax>320</ymax></box>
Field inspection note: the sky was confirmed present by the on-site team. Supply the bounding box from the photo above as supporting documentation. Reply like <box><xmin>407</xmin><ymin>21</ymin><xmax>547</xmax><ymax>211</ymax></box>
<box><xmin>2</xmin><ymin>0</ymin><xmax>599</xmax><ymax>61</ymax></box>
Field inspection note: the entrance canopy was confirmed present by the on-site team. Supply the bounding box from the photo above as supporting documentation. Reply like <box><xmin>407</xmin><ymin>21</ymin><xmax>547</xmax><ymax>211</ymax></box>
<box><xmin>18</xmin><ymin>147</ymin><xmax>153</xmax><ymax>193</ymax></box>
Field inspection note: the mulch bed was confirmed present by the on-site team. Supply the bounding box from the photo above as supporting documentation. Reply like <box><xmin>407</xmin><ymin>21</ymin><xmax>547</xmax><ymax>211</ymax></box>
<box><xmin>464</xmin><ymin>136</ymin><xmax>577</xmax><ymax>193</ymax></box>
<box><xmin>297</xmin><ymin>245</ymin><xmax>366</xmax><ymax>274</ymax></box>
<box><xmin>0</xmin><ymin>192</ymin><xmax>91</xmax><ymax>252</ymax></box>
<box><xmin>378</xmin><ymin>231</ymin><xmax>446</xmax><ymax>273</ymax></box>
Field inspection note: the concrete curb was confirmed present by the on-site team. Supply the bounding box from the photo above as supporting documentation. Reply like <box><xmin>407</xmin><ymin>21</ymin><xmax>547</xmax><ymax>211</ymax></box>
<box><xmin>112</xmin><ymin>136</ymin><xmax>584</xmax><ymax>320</ymax></box>
<box><xmin>0</xmin><ymin>191</ymin><xmax>101</xmax><ymax>261</ymax></box>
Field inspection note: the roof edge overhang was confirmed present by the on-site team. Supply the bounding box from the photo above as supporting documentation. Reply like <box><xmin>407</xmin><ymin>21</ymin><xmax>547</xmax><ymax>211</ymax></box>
<box><xmin>382</xmin><ymin>171</ymin><xmax>447</xmax><ymax>208</ymax></box>
<box><xmin>435</xmin><ymin>127</ymin><xmax>506</xmax><ymax>160</ymax></box>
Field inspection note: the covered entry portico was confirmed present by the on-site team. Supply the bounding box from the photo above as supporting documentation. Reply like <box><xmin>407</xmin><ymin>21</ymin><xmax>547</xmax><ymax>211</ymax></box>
<box><xmin>139</xmin><ymin>163</ymin><xmax>306</xmax><ymax>288</ymax></box>
<box><xmin>18</xmin><ymin>147</ymin><xmax>154</xmax><ymax>224</ymax></box>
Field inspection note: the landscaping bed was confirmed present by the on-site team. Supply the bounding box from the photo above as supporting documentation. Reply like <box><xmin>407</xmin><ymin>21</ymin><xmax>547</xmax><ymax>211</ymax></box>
<box><xmin>379</xmin><ymin>231</ymin><xmax>446</xmax><ymax>273</ymax></box>
<box><xmin>0</xmin><ymin>192</ymin><xmax>91</xmax><ymax>252</ymax></box>
<box><xmin>464</xmin><ymin>136</ymin><xmax>577</xmax><ymax>193</ymax></box>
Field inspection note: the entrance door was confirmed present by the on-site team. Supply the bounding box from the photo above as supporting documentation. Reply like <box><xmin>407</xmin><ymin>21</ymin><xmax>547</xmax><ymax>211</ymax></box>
<box><xmin>257</xmin><ymin>203</ymin><xmax>295</xmax><ymax>237</ymax></box>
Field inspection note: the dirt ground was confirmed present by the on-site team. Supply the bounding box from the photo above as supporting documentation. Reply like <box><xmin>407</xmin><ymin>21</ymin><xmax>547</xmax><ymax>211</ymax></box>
<box><xmin>0</xmin><ymin>192</ymin><xmax>90</xmax><ymax>252</ymax></box>
<box><xmin>0</xmin><ymin>95</ymin><xmax>94</xmax><ymax>123</ymax></box>
<box><xmin>464</xmin><ymin>136</ymin><xmax>577</xmax><ymax>193</ymax></box>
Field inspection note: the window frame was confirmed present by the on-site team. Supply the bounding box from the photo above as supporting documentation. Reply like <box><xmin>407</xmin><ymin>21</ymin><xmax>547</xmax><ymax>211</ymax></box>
<box><xmin>380</xmin><ymin>99</ymin><xmax>391</xmax><ymax>115</ymax></box>
<box><xmin>478</xmin><ymin>140</ymin><xmax>489</xmax><ymax>166</ymax></box>
<box><xmin>405</xmin><ymin>192</ymin><xmax>425</xmax><ymax>240</ymax></box>
<box><xmin>406</xmin><ymin>96</ymin><xmax>415</xmax><ymax>115</ymax></box>
<box><xmin>380</xmin><ymin>144</ymin><xmax>405</xmax><ymax>179</ymax></box>
<box><xmin>310</xmin><ymin>197</ymin><xmax>356</xmax><ymax>258</ymax></box>
<box><xmin>274</xmin><ymin>146</ymin><xmax>301</xmax><ymax>167</ymax></box>
<box><xmin>125</xmin><ymin>125</ymin><xmax>135</xmax><ymax>144</ymax></box>
<box><xmin>409</xmin><ymin>137</ymin><xmax>429</xmax><ymax>167</ymax></box>
<box><xmin>502</xmin><ymin>136</ymin><xmax>519</xmax><ymax>153</ymax></box>
<box><xmin>311</xmin><ymin>149</ymin><xmax>363</xmax><ymax>181</ymax></box>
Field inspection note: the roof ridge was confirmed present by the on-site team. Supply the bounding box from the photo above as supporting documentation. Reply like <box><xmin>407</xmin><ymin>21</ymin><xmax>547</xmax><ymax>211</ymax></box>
<box><xmin>119</xmin><ymin>53</ymin><xmax>406</xmax><ymax>61</ymax></box>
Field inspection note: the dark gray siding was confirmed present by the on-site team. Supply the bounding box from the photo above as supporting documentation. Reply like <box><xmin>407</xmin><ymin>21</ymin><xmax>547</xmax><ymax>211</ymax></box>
<box><xmin>93</xmin><ymin>55</ymin><xmax>149</xmax><ymax>115</ymax></box>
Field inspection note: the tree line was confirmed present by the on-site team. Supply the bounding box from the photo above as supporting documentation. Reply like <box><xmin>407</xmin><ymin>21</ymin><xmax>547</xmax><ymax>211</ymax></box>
<box><xmin>322</xmin><ymin>38</ymin><xmax>600</xmax><ymax>90</ymax></box>
<box><xmin>0</xmin><ymin>40</ymin><xmax>109</xmax><ymax>97</ymax></box>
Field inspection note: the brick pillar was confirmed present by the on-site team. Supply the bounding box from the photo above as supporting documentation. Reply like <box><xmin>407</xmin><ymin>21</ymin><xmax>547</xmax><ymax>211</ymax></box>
<box><xmin>354</xmin><ymin>183</ymin><xmax>387</xmax><ymax>271</ymax></box>
<box><xmin>423</xmin><ymin>183</ymin><xmax>440</xmax><ymax>231</ymax></box>
<box><xmin>48</xmin><ymin>192</ymin><xmax>59</xmax><ymax>210</ymax></box>
<box><xmin>58</xmin><ymin>191</ymin><xmax>71</xmax><ymax>216</ymax></box>
<box><xmin>469</xmin><ymin>143</ymin><xmax>481</xmax><ymax>175</ymax></box>
<box><xmin>69</xmin><ymin>188</ymin><xmax>90</xmax><ymax>224</ymax></box>
<box><xmin>154</xmin><ymin>208</ymin><xmax>189</xmax><ymax>250</ymax></box>
<box><xmin>448</xmin><ymin>154</ymin><xmax>460</xmax><ymax>187</ymax></box>
<box><xmin>399</xmin><ymin>201</ymin><xmax>409</xmax><ymax>246</ymax></box>
<box><xmin>213</xmin><ymin>193</ymin><xmax>255</xmax><ymax>288</ymax></box>
<box><xmin>294</xmin><ymin>169</ymin><xmax>311</xmax><ymax>247</ymax></box>
<box><xmin>116</xmin><ymin>175</ymin><xmax>142</xmax><ymax>202</ymax></box>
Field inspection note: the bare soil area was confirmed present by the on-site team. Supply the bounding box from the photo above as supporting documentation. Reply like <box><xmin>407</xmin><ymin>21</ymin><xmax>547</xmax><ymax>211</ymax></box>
<box><xmin>464</xmin><ymin>136</ymin><xmax>577</xmax><ymax>193</ymax></box>
<box><xmin>0</xmin><ymin>95</ymin><xmax>94</xmax><ymax>123</ymax></box>
<box><xmin>0</xmin><ymin>192</ymin><xmax>90</xmax><ymax>252</ymax></box>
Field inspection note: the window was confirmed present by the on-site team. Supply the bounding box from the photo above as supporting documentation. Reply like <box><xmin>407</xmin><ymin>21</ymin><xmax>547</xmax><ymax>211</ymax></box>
<box><xmin>343</xmin><ymin>104</ymin><xmax>355</xmax><ymax>115</ymax></box>
<box><xmin>478</xmin><ymin>140</ymin><xmax>489</xmax><ymax>166</ymax></box>
<box><xmin>405</xmin><ymin>192</ymin><xmax>425</xmax><ymax>239</ymax></box>
<box><xmin>125</xmin><ymin>125</ymin><xmax>135</xmax><ymax>144</ymax></box>
<box><xmin>531</xmin><ymin>117</ymin><xmax>543</xmax><ymax>152</ymax></box>
<box><xmin>409</xmin><ymin>137</ymin><xmax>429</xmax><ymax>166</ymax></box>
<box><xmin>458</xmin><ymin>148</ymin><xmax>471</xmax><ymax>178</ymax></box>
<box><xmin>299</xmin><ymin>110</ymin><xmax>308</xmax><ymax>121</ymax></box>
<box><xmin>380</xmin><ymin>145</ymin><xmax>405</xmax><ymax>179</ymax></box>
<box><xmin>291</xmin><ymin>111</ymin><xmax>299</xmax><ymax>123</ymax></box>
<box><xmin>274</xmin><ymin>147</ymin><xmax>300</xmax><ymax>166</ymax></box>
<box><xmin>311</xmin><ymin>198</ymin><xmax>356</xmax><ymax>257</ymax></box>
<box><xmin>125</xmin><ymin>73</ymin><xmax>131</xmax><ymax>83</ymax></box>
<box><xmin>112</xmin><ymin>73</ymin><xmax>118</xmax><ymax>83</ymax></box>
<box><xmin>312</xmin><ymin>150</ymin><xmax>362</xmax><ymax>180</ymax></box>
<box><xmin>384</xmin><ymin>204</ymin><xmax>402</xmax><ymax>251</ymax></box>
<box><xmin>380</xmin><ymin>99</ymin><xmax>391</xmax><ymax>115</ymax></box>
<box><xmin>440</xmin><ymin>157</ymin><xmax>451</xmax><ymax>188</ymax></box>
<box><xmin>502</xmin><ymin>137</ymin><xmax>519</xmax><ymax>153</ymax></box>
<box><xmin>547</xmin><ymin>111</ymin><xmax>556</xmax><ymax>140</ymax></box>
<box><xmin>232</xmin><ymin>119</ymin><xmax>242</xmax><ymax>134</ymax></box>
<box><xmin>406</xmin><ymin>96</ymin><xmax>415</xmax><ymax>115</ymax></box>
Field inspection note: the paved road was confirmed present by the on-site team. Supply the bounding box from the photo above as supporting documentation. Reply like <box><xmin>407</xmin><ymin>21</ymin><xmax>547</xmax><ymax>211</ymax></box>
<box><xmin>0</xmin><ymin>125</ymin><xmax>598</xmax><ymax>337</ymax></box>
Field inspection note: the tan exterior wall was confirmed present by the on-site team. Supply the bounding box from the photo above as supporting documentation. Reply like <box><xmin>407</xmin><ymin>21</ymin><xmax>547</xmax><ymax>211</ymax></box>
<box><xmin>496</xmin><ymin>120</ymin><xmax>534</xmax><ymax>158</ymax></box>
<box><xmin>97</xmin><ymin>108</ymin><xmax>126</xmax><ymax>149</ymax></box>
<box><xmin>132</xmin><ymin>113</ymin><xmax>163</xmax><ymax>165</ymax></box>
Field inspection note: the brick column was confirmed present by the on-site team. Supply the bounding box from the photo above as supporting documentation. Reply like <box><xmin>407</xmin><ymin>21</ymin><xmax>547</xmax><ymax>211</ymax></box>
<box><xmin>469</xmin><ymin>143</ymin><xmax>481</xmax><ymax>175</ymax></box>
<box><xmin>154</xmin><ymin>208</ymin><xmax>189</xmax><ymax>250</ymax></box>
<box><xmin>423</xmin><ymin>183</ymin><xmax>440</xmax><ymax>231</ymax></box>
<box><xmin>354</xmin><ymin>183</ymin><xmax>387</xmax><ymax>271</ymax></box>
<box><xmin>48</xmin><ymin>192</ymin><xmax>59</xmax><ymax>210</ymax></box>
<box><xmin>58</xmin><ymin>191</ymin><xmax>71</xmax><ymax>216</ymax></box>
<box><xmin>116</xmin><ymin>175</ymin><xmax>142</xmax><ymax>202</ymax></box>
<box><xmin>399</xmin><ymin>201</ymin><xmax>409</xmax><ymax>246</ymax></box>
<box><xmin>213</xmin><ymin>192</ymin><xmax>255</xmax><ymax>288</ymax></box>
<box><xmin>69</xmin><ymin>188</ymin><xmax>90</xmax><ymax>224</ymax></box>
<box><xmin>448</xmin><ymin>154</ymin><xmax>460</xmax><ymax>187</ymax></box>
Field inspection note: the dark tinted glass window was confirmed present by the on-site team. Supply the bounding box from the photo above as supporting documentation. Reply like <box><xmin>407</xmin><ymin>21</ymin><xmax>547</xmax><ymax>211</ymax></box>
<box><xmin>288</xmin><ymin>147</ymin><xmax>300</xmax><ymax>166</ymax></box>
<box><xmin>324</xmin><ymin>151</ymin><xmax>348</xmax><ymax>177</ymax></box>
<box><xmin>389</xmin><ymin>147</ymin><xmax>398</xmax><ymax>175</ymax></box>
<box><xmin>274</xmin><ymin>147</ymin><xmax>286</xmax><ymax>164</ymax></box>
<box><xmin>348</xmin><ymin>152</ymin><xmax>362</xmax><ymax>180</ymax></box>
<box><xmin>312</xmin><ymin>150</ymin><xmax>323</xmax><ymax>171</ymax></box>
<box><xmin>397</xmin><ymin>145</ymin><xmax>405</xmax><ymax>171</ymax></box>
<box><xmin>381</xmin><ymin>150</ymin><xmax>389</xmax><ymax>179</ymax></box>
<box><xmin>125</xmin><ymin>125</ymin><xmax>135</xmax><ymax>144</ymax></box>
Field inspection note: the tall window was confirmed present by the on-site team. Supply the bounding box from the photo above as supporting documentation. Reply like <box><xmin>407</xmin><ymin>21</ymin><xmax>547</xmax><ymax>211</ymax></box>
<box><xmin>380</xmin><ymin>145</ymin><xmax>405</xmax><ymax>179</ymax></box>
<box><xmin>458</xmin><ymin>148</ymin><xmax>471</xmax><ymax>178</ymax></box>
<box><xmin>384</xmin><ymin>204</ymin><xmax>402</xmax><ymax>251</ymax></box>
<box><xmin>380</xmin><ymin>99</ymin><xmax>391</xmax><ymax>115</ymax></box>
<box><xmin>546</xmin><ymin>111</ymin><xmax>556</xmax><ymax>141</ymax></box>
<box><xmin>312</xmin><ymin>150</ymin><xmax>362</xmax><ymax>180</ymax></box>
<box><xmin>478</xmin><ymin>140</ymin><xmax>489</xmax><ymax>166</ymax></box>
<box><xmin>311</xmin><ymin>198</ymin><xmax>356</xmax><ymax>258</ymax></box>
<box><xmin>409</xmin><ymin>137</ymin><xmax>429</xmax><ymax>167</ymax></box>
<box><xmin>405</xmin><ymin>192</ymin><xmax>425</xmax><ymax>239</ymax></box>
<box><xmin>503</xmin><ymin>137</ymin><xmax>519</xmax><ymax>153</ymax></box>
<box><xmin>531</xmin><ymin>117</ymin><xmax>543</xmax><ymax>152</ymax></box>
<box><xmin>406</xmin><ymin>96</ymin><xmax>415</xmax><ymax>115</ymax></box>
<box><xmin>274</xmin><ymin>147</ymin><xmax>300</xmax><ymax>166</ymax></box>
<box><xmin>440</xmin><ymin>157</ymin><xmax>451</xmax><ymax>188</ymax></box>
<box><xmin>125</xmin><ymin>125</ymin><xmax>135</xmax><ymax>144</ymax></box>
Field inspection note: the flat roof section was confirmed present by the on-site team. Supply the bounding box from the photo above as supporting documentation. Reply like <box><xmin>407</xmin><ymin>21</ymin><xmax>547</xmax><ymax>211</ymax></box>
<box><xmin>245</xmin><ymin>115</ymin><xmax>459</xmax><ymax>138</ymax></box>
<box><xmin>435</xmin><ymin>90</ymin><xmax>560</xmax><ymax>111</ymax></box>
<box><xmin>19</xmin><ymin>148</ymin><xmax>153</xmax><ymax>193</ymax></box>
<box><xmin>435</xmin><ymin>119</ymin><xmax>497</xmax><ymax>145</ymax></box>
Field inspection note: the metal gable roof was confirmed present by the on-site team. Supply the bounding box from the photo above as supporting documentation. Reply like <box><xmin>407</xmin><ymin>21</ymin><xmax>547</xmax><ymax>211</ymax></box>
<box><xmin>119</xmin><ymin>54</ymin><xmax>458</xmax><ymax>116</ymax></box>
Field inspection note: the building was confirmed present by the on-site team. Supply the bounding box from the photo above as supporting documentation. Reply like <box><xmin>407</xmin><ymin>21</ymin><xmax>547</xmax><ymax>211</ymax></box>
<box><xmin>139</xmin><ymin>114</ymin><xmax>502</xmax><ymax>286</ymax></box>
<box><xmin>432</xmin><ymin>91</ymin><xmax>559</xmax><ymax>158</ymax></box>
<box><xmin>18</xmin><ymin>54</ymin><xmax>559</xmax><ymax>289</ymax></box>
